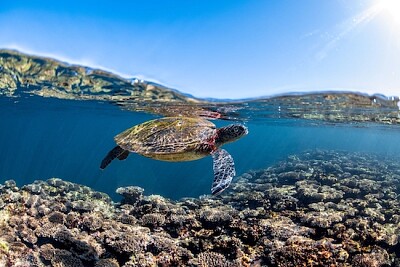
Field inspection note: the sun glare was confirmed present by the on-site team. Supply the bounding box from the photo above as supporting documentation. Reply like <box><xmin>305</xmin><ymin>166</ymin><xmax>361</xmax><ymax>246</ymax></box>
<box><xmin>376</xmin><ymin>0</ymin><xmax>400</xmax><ymax>24</ymax></box>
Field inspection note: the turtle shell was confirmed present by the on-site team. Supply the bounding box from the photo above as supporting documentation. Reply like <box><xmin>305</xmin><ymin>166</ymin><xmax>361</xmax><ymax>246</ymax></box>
<box><xmin>115</xmin><ymin>117</ymin><xmax>217</xmax><ymax>161</ymax></box>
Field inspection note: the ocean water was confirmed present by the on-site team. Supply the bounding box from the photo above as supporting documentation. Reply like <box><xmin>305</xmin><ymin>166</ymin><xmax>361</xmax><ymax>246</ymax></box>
<box><xmin>2</xmin><ymin>94</ymin><xmax>399</xmax><ymax>200</ymax></box>
<box><xmin>2</xmin><ymin>50</ymin><xmax>400</xmax><ymax>266</ymax></box>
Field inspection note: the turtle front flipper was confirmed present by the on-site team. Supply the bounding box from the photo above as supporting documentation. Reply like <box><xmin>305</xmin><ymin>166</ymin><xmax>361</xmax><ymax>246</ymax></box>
<box><xmin>211</xmin><ymin>149</ymin><xmax>236</xmax><ymax>195</ymax></box>
<box><xmin>100</xmin><ymin>146</ymin><xmax>129</xmax><ymax>169</ymax></box>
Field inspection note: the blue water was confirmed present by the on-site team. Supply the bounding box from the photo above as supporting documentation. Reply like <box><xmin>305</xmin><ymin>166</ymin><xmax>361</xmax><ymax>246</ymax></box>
<box><xmin>1</xmin><ymin>95</ymin><xmax>400</xmax><ymax>200</ymax></box>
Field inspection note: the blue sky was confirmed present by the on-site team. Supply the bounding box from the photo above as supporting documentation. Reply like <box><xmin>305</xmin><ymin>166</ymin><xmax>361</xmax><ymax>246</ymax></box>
<box><xmin>1</xmin><ymin>0</ymin><xmax>399</xmax><ymax>99</ymax></box>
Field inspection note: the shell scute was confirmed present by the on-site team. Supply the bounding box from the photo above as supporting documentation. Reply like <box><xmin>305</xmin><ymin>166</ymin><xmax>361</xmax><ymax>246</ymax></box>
<box><xmin>115</xmin><ymin>117</ymin><xmax>216</xmax><ymax>158</ymax></box>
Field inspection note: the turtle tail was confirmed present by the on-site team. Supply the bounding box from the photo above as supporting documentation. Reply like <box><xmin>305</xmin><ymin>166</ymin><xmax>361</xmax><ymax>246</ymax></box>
<box><xmin>100</xmin><ymin>146</ymin><xmax>129</xmax><ymax>169</ymax></box>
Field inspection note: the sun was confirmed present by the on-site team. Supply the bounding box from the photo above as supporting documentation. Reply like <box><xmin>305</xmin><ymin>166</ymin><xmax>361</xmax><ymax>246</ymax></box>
<box><xmin>376</xmin><ymin>0</ymin><xmax>400</xmax><ymax>24</ymax></box>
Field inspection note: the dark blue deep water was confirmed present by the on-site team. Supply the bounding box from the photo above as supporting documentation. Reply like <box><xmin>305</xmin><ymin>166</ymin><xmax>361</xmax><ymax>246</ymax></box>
<box><xmin>1</xmin><ymin>95</ymin><xmax>399</xmax><ymax>200</ymax></box>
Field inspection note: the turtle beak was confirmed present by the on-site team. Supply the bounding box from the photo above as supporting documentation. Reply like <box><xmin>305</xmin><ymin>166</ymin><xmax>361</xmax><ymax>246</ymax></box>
<box><xmin>239</xmin><ymin>125</ymin><xmax>248</xmax><ymax>137</ymax></box>
<box><xmin>236</xmin><ymin>125</ymin><xmax>248</xmax><ymax>137</ymax></box>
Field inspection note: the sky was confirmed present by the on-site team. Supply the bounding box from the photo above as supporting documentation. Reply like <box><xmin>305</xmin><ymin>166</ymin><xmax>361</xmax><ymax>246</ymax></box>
<box><xmin>0</xmin><ymin>0</ymin><xmax>399</xmax><ymax>99</ymax></box>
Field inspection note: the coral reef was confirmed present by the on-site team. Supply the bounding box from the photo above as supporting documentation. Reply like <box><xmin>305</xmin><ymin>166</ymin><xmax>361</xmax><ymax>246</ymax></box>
<box><xmin>1</xmin><ymin>150</ymin><xmax>400</xmax><ymax>266</ymax></box>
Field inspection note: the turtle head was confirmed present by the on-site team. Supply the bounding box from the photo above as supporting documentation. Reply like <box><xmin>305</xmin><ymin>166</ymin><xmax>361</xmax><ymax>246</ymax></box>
<box><xmin>215</xmin><ymin>124</ymin><xmax>248</xmax><ymax>146</ymax></box>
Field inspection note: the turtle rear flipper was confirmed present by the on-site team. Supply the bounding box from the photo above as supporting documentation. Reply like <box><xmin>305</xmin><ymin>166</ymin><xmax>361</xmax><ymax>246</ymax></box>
<box><xmin>211</xmin><ymin>149</ymin><xmax>235</xmax><ymax>195</ymax></box>
<box><xmin>117</xmin><ymin>150</ymin><xmax>129</xmax><ymax>160</ymax></box>
<box><xmin>100</xmin><ymin>146</ymin><xmax>129</xmax><ymax>169</ymax></box>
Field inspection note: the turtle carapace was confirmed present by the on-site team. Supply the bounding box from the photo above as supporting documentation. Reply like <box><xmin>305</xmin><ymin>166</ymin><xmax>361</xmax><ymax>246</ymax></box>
<box><xmin>100</xmin><ymin>117</ymin><xmax>248</xmax><ymax>196</ymax></box>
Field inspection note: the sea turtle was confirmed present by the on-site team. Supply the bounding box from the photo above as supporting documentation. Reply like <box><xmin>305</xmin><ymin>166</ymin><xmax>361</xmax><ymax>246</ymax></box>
<box><xmin>100</xmin><ymin>117</ymin><xmax>248</xmax><ymax>195</ymax></box>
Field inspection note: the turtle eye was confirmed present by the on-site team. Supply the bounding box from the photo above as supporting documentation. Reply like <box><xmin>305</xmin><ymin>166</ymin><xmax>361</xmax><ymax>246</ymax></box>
<box><xmin>231</xmin><ymin>125</ymin><xmax>246</xmax><ymax>136</ymax></box>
